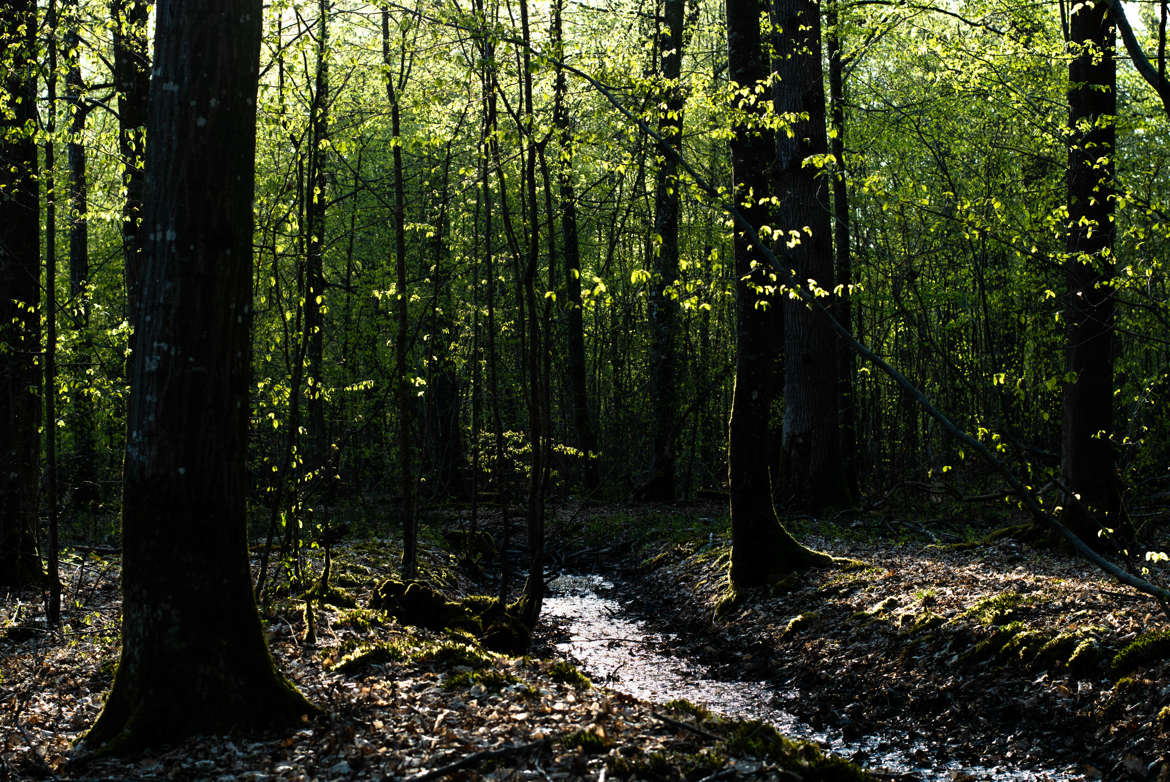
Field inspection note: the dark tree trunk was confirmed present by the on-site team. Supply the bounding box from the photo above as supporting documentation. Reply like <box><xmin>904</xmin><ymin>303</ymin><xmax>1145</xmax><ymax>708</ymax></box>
<box><xmin>0</xmin><ymin>0</ymin><xmax>44</xmax><ymax>588</ymax></box>
<box><xmin>81</xmin><ymin>0</ymin><xmax>315</xmax><ymax>753</ymax></box>
<box><xmin>305</xmin><ymin>0</ymin><xmax>329</xmax><ymax>485</ymax></box>
<box><xmin>726</xmin><ymin>0</ymin><xmax>829</xmax><ymax>589</ymax></box>
<box><xmin>517</xmin><ymin>0</ymin><xmax>547</xmax><ymax>628</ymax></box>
<box><xmin>45</xmin><ymin>0</ymin><xmax>62</xmax><ymax>624</ymax></box>
<box><xmin>773</xmin><ymin>0</ymin><xmax>848</xmax><ymax>510</ymax></box>
<box><xmin>1062</xmin><ymin>0</ymin><xmax>1121</xmax><ymax>545</ymax></box>
<box><xmin>110</xmin><ymin>0</ymin><xmax>149</xmax><ymax>329</ymax></box>
<box><xmin>644</xmin><ymin>0</ymin><xmax>687</xmax><ymax>502</ymax></box>
<box><xmin>826</xmin><ymin>0</ymin><xmax>859</xmax><ymax>499</ymax></box>
<box><xmin>65</xmin><ymin>0</ymin><xmax>97</xmax><ymax>513</ymax></box>
<box><xmin>551</xmin><ymin>0</ymin><xmax>600</xmax><ymax>492</ymax></box>
<box><xmin>383</xmin><ymin>9</ymin><xmax>418</xmax><ymax>580</ymax></box>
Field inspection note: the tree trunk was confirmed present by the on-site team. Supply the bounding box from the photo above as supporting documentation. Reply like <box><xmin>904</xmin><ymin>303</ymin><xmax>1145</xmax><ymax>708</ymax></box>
<box><xmin>644</xmin><ymin>0</ymin><xmax>687</xmax><ymax>502</ymax></box>
<box><xmin>726</xmin><ymin>0</ymin><xmax>829</xmax><ymax>589</ymax></box>
<box><xmin>45</xmin><ymin>0</ymin><xmax>62</xmax><ymax>623</ymax></box>
<box><xmin>65</xmin><ymin>0</ymin><xmax>97</xmax><ymax>514</ymax></box>
<box><xmin>551</xmin><ymin>0</ymin><xmax>600</xmax><ymax>492</ymax></box>
<box><xmin>1062</xmin><ymin>0</ymin><xmax>1121</xmax><ymax>545</ymax></box>
<box><xmin>0</xmin><ymin>0</ymin><xmax>44</xmax><ymax>588</ymax></box>
<box><xmin>383</xmin><ymin>9</ymin><xmax>418</xmax><ymax>580</ymax></box>
<box><xmin>81</xmin><ymin>0</ymin><xmax>315</xmax><ymax>753</ymax></box>
<box><xmin>110</xmin><ymin>0</ymin><xmax>149</xmax><ymax>331</ymax></box>
<box><xmin>306</xmin><ymin>0</ymin><xmax>330</xmax><ymax>491</ymax></box>
<box><xmin>826</xmin><ymin>0</ymin><xmax>859</xmax><ymax>499</ymax></box>
<box><xmin>773</xmin><ymin>0</ymin><xmax>848</xmax><ymax>510</ymax></box>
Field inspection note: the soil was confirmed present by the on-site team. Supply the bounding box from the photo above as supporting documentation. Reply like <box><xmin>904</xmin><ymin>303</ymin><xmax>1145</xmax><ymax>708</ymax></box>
<box><xmin>2</xmin><ymin>502</ymin><xmax>1168</xmax><ymax>781</ymax></box>
<box><xmin>594</xmin><ymin>509</ymin><xmax>1170</xmax><ymax>781</ymax></box>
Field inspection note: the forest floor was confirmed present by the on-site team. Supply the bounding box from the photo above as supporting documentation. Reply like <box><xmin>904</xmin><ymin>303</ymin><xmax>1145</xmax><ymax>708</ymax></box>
<box><xmin>0</xmin><ymin>501</ymin><xmax>1168</xmax><ymax>781</ymax></box>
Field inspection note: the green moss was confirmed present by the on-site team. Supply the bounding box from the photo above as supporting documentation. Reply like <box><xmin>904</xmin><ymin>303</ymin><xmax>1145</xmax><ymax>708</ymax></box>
<box><xmin>783</xmin><ymin>612</ymin><xmax>818</xmax><ymax>637</ymax></box>
<box><xmin>443</xmin><ymin>669</ymin><xmax>517</xmax><ymax>691</ymax></box>
<box><xmin>865</xmin><ymin>597</ymin><xmax>899</xmax><ymax>616</ymax></box>
<box><xmin>1156</xmin><ymin>705</ymin><xmax>1170</xmax><ymax>732</ymax></box>
<box><xmin>902</xmin><ymin>610</ymin><xmax>945</xmax><ymax>634</ymax></box>
<box><xmin>1111</xmin><ymin>630</ymin><xmax>1170</xmax><ymax>677</ymax></box>
<box><xmin>417</xmin><ymin>641</ymin><xmax>495</xmax><ymax>670</ymax></box>
<box><xmin>720</xmin><ymin>720</ymin><xmax>870</xmax><ymax>781</ymax></box>
<box><xmin>331</xmin><ymin>641</ymin><xmax>410</xmax><ymax>673</ymax></box>
<box><xmin>606</xmin><ymin>749</ymin><xmax>725</xmax><ymax>781</ymax></box>
<box><xmin>561</xmin><ymin>729</ymin><xmax>609</xmax><ymax>754</ymax></box>
<box><xmin>334</xmin><ymin>608</ymin><xmax>389</xmax><ymax>632</ymax></box>
<box><xmin>547</xmin><ymin>660</ymin><xmax>592</xmax><ymax>689</ymax></box>
<box><xmin>304</xmin><ymin>582</ymin><xmax>357</xmax><ymax>608</ymax></box>
<box><xmin>962</xmin><ymin>621</ymin><xmax>1025</xmax><ymax>664</ymax></box>
<box><xmin>1067</xmin><ymin>637</ymin><xmax>1105</xmax><ymax>677</ymax></box>
<box><xmin>999</xmin><ymin>629</ymin><xmax>1049</xmax><ymax>665</ymax></box>
<box><xmin>961</xmin><ymin>592</ymin><xmax>1034</xmax><ymax>626</ymax></box>
<box><xmin>663</xmin><ymin>699</ymin><xmax>713</xmax><ymax>721</ymax></box>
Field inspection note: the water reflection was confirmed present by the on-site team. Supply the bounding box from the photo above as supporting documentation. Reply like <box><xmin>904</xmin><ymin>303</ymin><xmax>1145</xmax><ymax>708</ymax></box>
<box><xmin>542</xmin><ymin>573</ymin><xmax>1082</xmax><ymax>781</ymax></box>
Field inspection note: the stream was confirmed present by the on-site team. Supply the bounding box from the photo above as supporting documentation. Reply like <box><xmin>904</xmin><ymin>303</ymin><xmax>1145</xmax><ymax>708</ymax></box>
<box><xmin>542</xmin><ymin>573</ymin><xmax>1084</xmax><ymax>781</ymax></box>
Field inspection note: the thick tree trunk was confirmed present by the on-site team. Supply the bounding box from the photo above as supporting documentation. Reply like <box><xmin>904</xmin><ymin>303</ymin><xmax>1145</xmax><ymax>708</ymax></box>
<box><xmin>0</xmin><ymin>0</ymin><xmax>44</xmax><ymax>588</ymax></box>
<box><xmin>644</xmin><ymin>0</ymin><xmax>687</xmax><ymax>502</ymax></box>
<box><xmin>773</xmin><ymin>0</ymin><xmax>848</xmax><ymax>510</ymax></box>
<box><xmin>1062</xmin><ymin>0</ymin><xmax>1122</xmax><ymax>545</ymax></box>
<box><xmin>81</xmin><ymin>0</ymin><xmax>315</xmax><ymax>753</ymax></box>
<box><xmin>726</xmin><ymin>0</ymin><xmax>829</xmax><ymax>589</ymax></box>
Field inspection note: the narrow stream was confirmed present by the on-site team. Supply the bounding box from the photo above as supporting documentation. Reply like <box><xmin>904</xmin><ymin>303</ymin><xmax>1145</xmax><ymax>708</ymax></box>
<box><xmin>542</xmin><ymin>573</ymin><xmax>1083</xmax><ymax>781</ymax></box>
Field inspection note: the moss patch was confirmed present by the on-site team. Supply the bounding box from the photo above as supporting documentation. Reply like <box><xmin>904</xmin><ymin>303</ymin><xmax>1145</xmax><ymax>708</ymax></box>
<box><xmin>331</xmin><ymin>641</ymin><xmax>411</xmax><ymax>673</ymax></box>
<box><xmin>547</xmin><ymin>660</ymin><xmax>592</xmax><ymax>689</ymax></box>
<box><xmin>1111</xmin><ymin>630</ymin><xmax>1170</xmax><ymax>678</ymax></box>
<box><xmin>961</xmin><ymin>592</ymin><xmax>1034</xmax><ymax>626</ymax></box>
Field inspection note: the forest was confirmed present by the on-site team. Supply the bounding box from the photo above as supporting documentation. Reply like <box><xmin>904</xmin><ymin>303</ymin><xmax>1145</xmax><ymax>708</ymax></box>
<box><xmin>4</xmin><ymin>0</ymin><xmax>1170</xmax><ymax>776</ymax></box>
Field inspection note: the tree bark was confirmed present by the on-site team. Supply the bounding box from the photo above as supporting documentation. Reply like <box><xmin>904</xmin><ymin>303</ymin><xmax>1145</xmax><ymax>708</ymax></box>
<box><xmin>773</xmin><ymin>0</ymin><xmax>848</xmax><ymax>510</ymax></box>
<box><xmin>110</xmin><ymin>0</ymin><xmax>149</xmax><ymax>330</ymax></box>
<box><xmin>0</xmin><ymin>0</ymin><xmax>44</xmax><ymax>588</ymax></box>
<box><xmin>551</xmin><ymin>0</ymin><xmax>600</xmax><ymax>492</ymax></box>
<box><xmin>826</xmin><ymin>0</ymin><xmax>859</xmax><ymax>498</ymax></box>
<box><xmin>65</xmin><ymin>0</ymin><xmax>98</xmax><ymax>513</ymax></box>
<box><xmin>726</xmin><ymin>0</ymin><xmax>829</xmax><ymax>589</ymax></box>
<box><xmin>644</xmin><ymin>0</ymin><xmax>687</xmax><ymax>502</ymax></box>
<box><xmin>81</xmin><ymin>0</ymin><xmax>316</xmax><ymax>753</ymax></box>
<box><xmin>1062</xmin><ymin>0</ymin><xmax>1122</xmax><ymax>545</ymax></box>
<box><xmin>383</xmin><ymin>9</ymin><xmax>418</xmax><ymax>581</ymax></box>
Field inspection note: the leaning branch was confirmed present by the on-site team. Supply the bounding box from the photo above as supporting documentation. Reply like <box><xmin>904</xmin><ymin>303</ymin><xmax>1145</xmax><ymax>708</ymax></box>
<box><xmin>1103</xmin><ymin>0</ymin><xmax>1170</xmax><ymax>117</ymax></box>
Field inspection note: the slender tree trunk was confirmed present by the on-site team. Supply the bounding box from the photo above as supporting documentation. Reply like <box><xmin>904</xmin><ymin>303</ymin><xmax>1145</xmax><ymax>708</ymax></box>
<box><xmin>110</xmin><ymin>0</ymin><xmax>149</xmax><ymax>332</ymax></box>
<box><xmin>826</xmin><ymin>0</ymin><xmax>859</xmax><ymax>498</ymax></box>
<box><xmin>1062</xmin><ymin>0</ymin><xmax>1122</xmax><ymax>544</ymax></box>
<box><xmin>0</xmin><ymin>0</ymin><xmax>44</xmax><ymax>588</ymax></box>
<box><xmin>306</xmin><ymin>0</ymin><xmax>330</xmax><ymax>491</ymax></box>
<box><xmin>551</xmin><ymin>0</ymin><xmax>600</xmax><ymax>492</ymax></box>
<box><xmin>45</xmin><ymin>0</ymin><xmax>62</xmax><ymax>624</ymax></box>
<box><xmin>517</xmin><ymin>0</ymin><xmax>546</xmax><ymax>628</ymax></box>
<box><xmin>65</xmin><ymin>0</ymin><xmax>97</xmax><ymax>513</ymax></box>
<box><xmin>82</xmin><ymin>0</ymin><xmax>316</xmax><ymax>754</ymax></box>
<box><xmin>726</xmin><ymin>0</ymin><xmax>829</xmax><ymax>590</ymax></box>
<box><xmin>383</xmin><ymin>9</ymin><xmax>418</xmax><ymax>580</ymax></box>
<box><xmin>774</xmin><ymin>0</ymin><xmax>848</xmax><ymax>510</ymax></box>
<box><xmin>643</xmin><ymin>0</ymin><xmax>687</xmax><ymax>502</ymax></box>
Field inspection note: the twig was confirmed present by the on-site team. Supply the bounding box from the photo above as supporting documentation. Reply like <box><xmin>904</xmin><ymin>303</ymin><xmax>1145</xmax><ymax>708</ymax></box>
<box><xmin>399</xmin><ymin>739</ymin><xmax>549</xmax><ymax>782</ymax></box>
